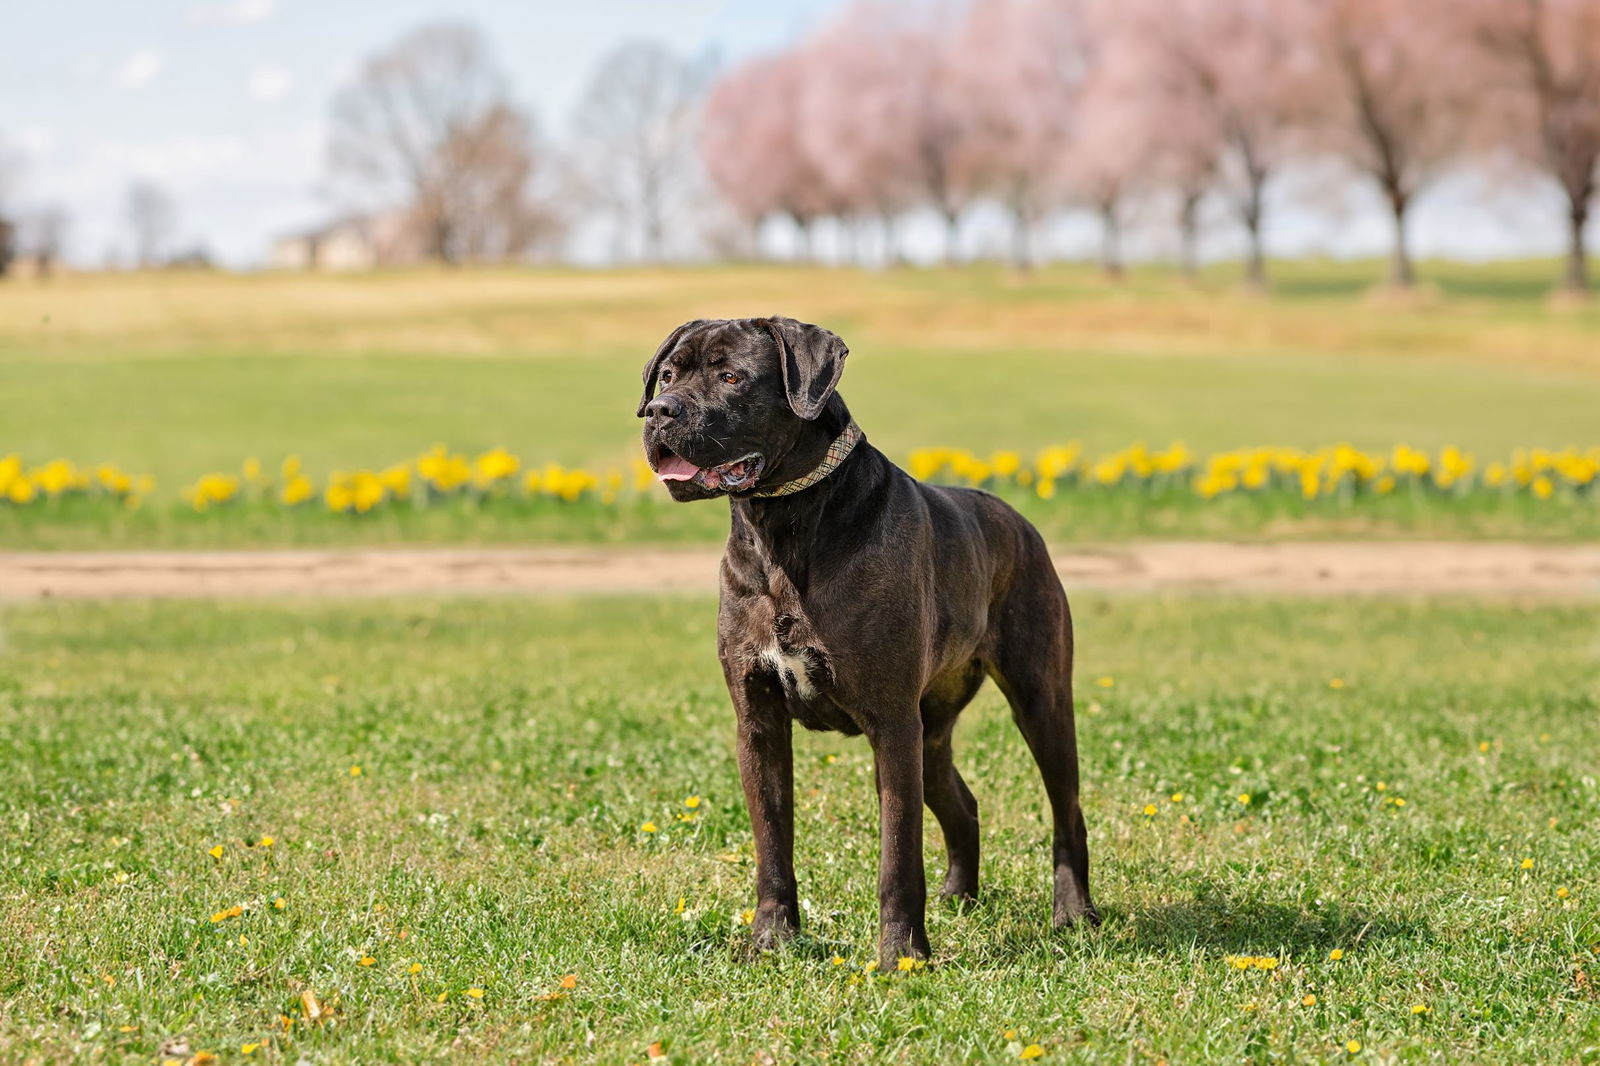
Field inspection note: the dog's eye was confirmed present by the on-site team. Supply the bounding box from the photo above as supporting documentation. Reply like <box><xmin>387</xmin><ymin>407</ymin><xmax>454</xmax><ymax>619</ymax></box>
<box><xmin>659</xmin><ymin>369</ymin><xmax>673</xmax><ymax>384</ymax></box>
<box><xmin>720</xmin><ymin>372</ymin><xmax>741</xmax><ymax>385</ymax></box>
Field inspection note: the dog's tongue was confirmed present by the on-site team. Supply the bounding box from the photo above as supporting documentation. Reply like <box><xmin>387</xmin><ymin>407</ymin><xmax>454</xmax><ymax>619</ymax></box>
<box><xmin>655</xmin><ymin>454</ymin><xmax>701</xmax><ymax>482</ymax></box>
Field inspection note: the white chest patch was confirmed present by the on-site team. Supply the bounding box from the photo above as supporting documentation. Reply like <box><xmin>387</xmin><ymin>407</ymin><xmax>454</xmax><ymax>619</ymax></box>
<box><xmin>760</xmin><ymin>644</ymin><xmax>819</xmax><ymax>701</ymax></box>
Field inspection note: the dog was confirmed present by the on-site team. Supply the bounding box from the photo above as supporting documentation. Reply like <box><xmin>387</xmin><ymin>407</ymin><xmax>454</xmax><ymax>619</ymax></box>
<box><xmin>638</xmin><ymin>316</ymin><xmax>1097</xmax><ymax>968</ymax></box>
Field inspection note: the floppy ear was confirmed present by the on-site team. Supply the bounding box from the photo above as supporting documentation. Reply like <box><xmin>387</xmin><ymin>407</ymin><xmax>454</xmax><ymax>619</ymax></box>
<box><xmin>637</xmin><ymin>320</ymin><xmax>707</xmax><ymax>417</ymax></box>
<box><xmin>760</xmin><ymin>316</ymin><xmax>849</xmax><ymax>420</ymax></box>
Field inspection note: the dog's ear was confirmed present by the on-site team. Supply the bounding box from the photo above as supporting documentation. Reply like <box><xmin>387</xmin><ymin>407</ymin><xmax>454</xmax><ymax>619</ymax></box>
<box><xmin>637</xmin><ymin>320</ymin><xmax>707</xmax><ymax>417</ymax></box>
<box><xmin>760</xmin><ymin>316</ymin><xmax>849</xmax><ymax>420</ymax></box>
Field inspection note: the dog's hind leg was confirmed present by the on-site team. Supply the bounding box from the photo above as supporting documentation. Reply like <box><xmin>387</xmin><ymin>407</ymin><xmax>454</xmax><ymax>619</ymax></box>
<box><xmin>922</xmin><ymin>718</ymin><xmax>980</xmax><ymax>904</ymax></box>
<box><xmin>985</xmin><ymin>566</ymin><xmax>1099</xmax><ymax>929</ymax></box>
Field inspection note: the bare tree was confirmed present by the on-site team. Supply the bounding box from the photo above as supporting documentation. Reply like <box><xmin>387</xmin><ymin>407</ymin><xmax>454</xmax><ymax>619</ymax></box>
<box><xmin>20</xmin><ymin>205</ymin><xmax>70</xmax><ymax>278</ymax></box>
<box><xmin>326</xmin><ymin>22</ymin><xmax>554</xmax><ymax>264</ymax></box>
<box><xmin>569</xmin><ymin>40</ymin><xmax>706</xmax><ymax>263</ymax></box>
<box><xmin>0</xmin><ymin>138</ymin><xmax>20</xmax><ymax>278</ymax></box>
<box><xmin>125</xmin><ymin>180</ymin><xmax>177</xmax><ymax>269</ymax></box>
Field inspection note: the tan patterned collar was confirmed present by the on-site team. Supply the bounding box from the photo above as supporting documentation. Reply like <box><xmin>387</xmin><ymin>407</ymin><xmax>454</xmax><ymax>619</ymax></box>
<box><xmin>752</xmin><ymin>421</ymin><xmax>863</xmax><ymax>498</ymax></box>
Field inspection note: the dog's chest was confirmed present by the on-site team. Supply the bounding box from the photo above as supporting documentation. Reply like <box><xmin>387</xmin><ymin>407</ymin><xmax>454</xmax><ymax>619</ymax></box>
<box><xmin>728</xmin><ymin>570</ymin><xmax>855</xmax><ymax>733</ymax></box>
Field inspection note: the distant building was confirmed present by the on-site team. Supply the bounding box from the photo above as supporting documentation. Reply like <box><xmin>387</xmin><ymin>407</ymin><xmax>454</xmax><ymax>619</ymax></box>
<box><xmin>268</xmin><ymin>212</ymin><xmax>426</xmax><ymax>271</ymax></box>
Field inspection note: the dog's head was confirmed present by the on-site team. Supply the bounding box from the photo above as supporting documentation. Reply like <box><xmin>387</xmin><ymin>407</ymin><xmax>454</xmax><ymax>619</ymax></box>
<box><xmin>638</xmin><ymin>316</ymin><xmax>849</xmax><ymax>501</ymax></box>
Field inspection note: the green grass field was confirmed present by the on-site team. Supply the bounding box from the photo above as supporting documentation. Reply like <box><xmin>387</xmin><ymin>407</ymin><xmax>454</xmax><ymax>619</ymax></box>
<box><xmin>3</xmin><ymin>594</ymin><xmax>1596</xmax><ymax>1063</ymax></box>
<box><xmin>3</xmin><ymin>261</ymin><xmax>1597</xmax><ymax>547</ymax></box>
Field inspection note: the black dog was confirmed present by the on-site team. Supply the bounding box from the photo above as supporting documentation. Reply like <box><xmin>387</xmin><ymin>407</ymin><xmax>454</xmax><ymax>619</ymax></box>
<box><xmin>639</xmin><ymin>316</ymin><xmax>1097</xmax><ymax>968</ymax></box>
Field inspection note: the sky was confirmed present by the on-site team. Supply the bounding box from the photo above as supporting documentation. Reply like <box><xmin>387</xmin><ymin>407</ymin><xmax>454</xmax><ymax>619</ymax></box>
<box><xmin>0</xmin><ymin>0</ymin><xmax>1584</xmax><ymax>268</ymax></box>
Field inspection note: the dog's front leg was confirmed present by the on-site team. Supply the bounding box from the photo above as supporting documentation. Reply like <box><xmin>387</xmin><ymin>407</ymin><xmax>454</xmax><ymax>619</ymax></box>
<box><xmin>733</xmin><ymin>681</ymin><xmax>800</xmax><ymax>949</ymax></box>
<box><xmin>871</xmin><ymin>716</ymin><xmax>930</xmax><ymax>969</ymax></box>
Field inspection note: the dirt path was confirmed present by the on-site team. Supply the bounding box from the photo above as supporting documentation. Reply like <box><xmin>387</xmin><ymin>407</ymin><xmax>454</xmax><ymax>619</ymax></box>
<box><xmin>3</xmin><ymin>542</ymin><xmax>1597</xmax><ymax>601</ymax></box>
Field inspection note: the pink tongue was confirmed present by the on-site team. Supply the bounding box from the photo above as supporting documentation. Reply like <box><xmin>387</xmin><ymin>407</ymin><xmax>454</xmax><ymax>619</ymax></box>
<box><xmin>655</xmin><ymin>454</ymin><xmax>701</xmax><ymax>482</ymax></box>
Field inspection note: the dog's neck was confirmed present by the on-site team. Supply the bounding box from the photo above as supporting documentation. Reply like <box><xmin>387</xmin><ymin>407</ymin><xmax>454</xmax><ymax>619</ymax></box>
<box><xmin>727</xmin><ymin>396</ymin><xmax>888</xmax><ymax>589</ymax></box>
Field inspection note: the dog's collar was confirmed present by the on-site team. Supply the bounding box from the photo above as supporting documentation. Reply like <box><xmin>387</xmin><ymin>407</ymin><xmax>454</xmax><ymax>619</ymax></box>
<box><xmin>752</xmin><ymin>421</ymin><xmax>863</xmax><ymax>498</ymax></box>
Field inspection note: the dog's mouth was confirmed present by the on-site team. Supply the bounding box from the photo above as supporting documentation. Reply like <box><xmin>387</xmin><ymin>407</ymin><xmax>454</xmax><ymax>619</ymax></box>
<box><xmin>653</xmin><ymin>446</ymin><xmax>765</xmax><ymax>494</ymax></box>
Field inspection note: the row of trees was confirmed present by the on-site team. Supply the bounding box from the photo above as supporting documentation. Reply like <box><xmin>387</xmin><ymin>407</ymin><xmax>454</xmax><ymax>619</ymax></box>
<box><xmin>701</xmin><ymin>0</ymin><xmax>1600</xmax><ymax>292</ymax></box>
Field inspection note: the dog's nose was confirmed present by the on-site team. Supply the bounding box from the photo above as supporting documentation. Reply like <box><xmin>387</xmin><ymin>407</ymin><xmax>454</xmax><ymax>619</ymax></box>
<box><xmin>644</xmin><ymin>393</ymin><xmax>685</xmax><ymax>420</ymax></box>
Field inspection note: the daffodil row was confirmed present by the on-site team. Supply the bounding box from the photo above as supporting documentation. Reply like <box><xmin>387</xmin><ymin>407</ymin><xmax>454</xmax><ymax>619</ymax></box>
<box><xmin>5</xmin><ymin>442</ymin><xmax>1596</xmax><ymax>516</ymax></box>
<box><xmin>0</xmin><ymin>454</ymin><xmax>153</xmax><ymax>507</ymax></box>
<box><xmin>911</xmin><ymin>442</ymin><xmax>1600</xmax><ymax>501</ymax></box>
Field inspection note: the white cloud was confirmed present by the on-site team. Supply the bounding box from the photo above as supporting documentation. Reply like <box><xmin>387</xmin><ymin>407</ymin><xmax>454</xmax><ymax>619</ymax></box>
<box><xmin>187</xmin><ymin>0</ymin><xmax>277</xmax><ymax>23</ymax></box>
<box><xmin>117</xmin><ymin>50</ymin><xmax>165</xmax><ymax>90</ymax></box>
<box><xmin>247</xmin><ymin>65</ymin><xmax>295</xmax><ymax>102</ymax></box>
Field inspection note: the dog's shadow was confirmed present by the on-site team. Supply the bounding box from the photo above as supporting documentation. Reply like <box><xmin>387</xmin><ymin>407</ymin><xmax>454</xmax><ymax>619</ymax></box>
<box><xmin>970</xmin><ymin>880</ymin><xmax>1430</xmax><ymax>965</ymax></box>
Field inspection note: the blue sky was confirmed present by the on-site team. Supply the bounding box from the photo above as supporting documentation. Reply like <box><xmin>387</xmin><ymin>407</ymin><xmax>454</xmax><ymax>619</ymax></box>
<box><xmin>0</xmin><ymin>0</ymin><xmax>1582</xmax><ymax>267</ymax></box>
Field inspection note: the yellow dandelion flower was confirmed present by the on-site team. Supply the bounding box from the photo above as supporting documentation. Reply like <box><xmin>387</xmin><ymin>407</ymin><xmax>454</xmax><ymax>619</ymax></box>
<box><xmin>466</xmin><ymin>987</ymin><xmax>484</xmax><ymax>999</ymax></box>
<box><xmin>675</xmin><ymin>896</ymin><xmax>686</xmax><ymax>914</ymax></box>
<box><xmin>684</xmin><ymin>795</ymin><xmax>701</xmax><ymax>809</ymax></box>
<box><xmin>1520</xmin><ymin>858</ymin><xmax>1534</xmax><ymax>870</ymax></box>
<box><xmin>640</xmin><ymin>821</ymin><xmax>659</xmax><ymax>834</ymax></box>
<box><xmin>1171</xmin><ymin>793</ymin><xmax>1184</xmax><ymax>803</ymax></box>
<box><xmin>409</xmin><ymin>963</ymin><xmax>423</xmax><ymax>974</ymax></box>
<box><xmin>1329</xmin><ymin>678</ymin><xmax>1345</xmax><ymax>689</ymax></box>
<box><xmin>1004</xmin><ymin>1029</ymin><xmax>1018</xmax><ymax>1040</ymax></box>
<box><xmin>1142</xmin><ymin>804</ymin><xmax>1158</xmax><ymax>817</ymax></box>
<box><xmin>1557</xmin><ymin>887</ymin><xmax>1570</xmax><ymax>899</ymax></box>
<box><xmin>1238</xmin><ymin>793</ymin><xmax>1252</xmax><ymax>805</ymax></box>
<box><xmin>1478</xmin><ymin>741</ymin><xmax>1490</xmax><ymax>753</ymax></box>
<box><xmin>114</xmin><ymin>871</ymin><xmax>130</xmax><ymax>883</ymax></box>
<box><xmin>740</xmin><ymin>908</ymin><xmax>755</xmax><ymax>924</ymax></box>
<box><xmin>435</xmin><ymin>991</ymin><xmax>448</xmax><ymax>1003</ymax></box>
<box><xmin>349</xmin><ymin>765</ymin><xmax>362</xmax><ymax>777</ymax></box>
<box><xmin>832</xmin><ymin>955</ymin><xmax>846</xmax><ymax>966</ymax></box>
<box><xmin>1094</xmin><ymin>676</ymin><xmax>1115</xmax><ymax>688</ymax></box>
<box><xmin>359</xmin><ymin>956</ymin><xmax>375</xmax><ymax>967</ymax></box>
<box><xmin>1020</xmin><ymin>1045</ymin><xmax>1044</xmax><ymax>1060</ymax></box>
<box><xmin>273</xmin><ymin>897</ymin><xmax>286</xmax><ymax>910</ymax></box>
<box><xmin>1302</xmin><ymin>994</ymin><xmax>1317</xmax><ymax>1006</ymax></box>
<box><xmin>1411</xmin><ymin>1004</ymin><xmax>1430</xmax><ymax>1015</ymax></box>
<box><xmin>208</xmin><ymin>845</ymin><xmax>225</xmax><ymax>859</ymax></box>
<box><xmin>1256</xmin><ymin>957</ymin><xmax>1279</xmax><ymax>970</ymax></box>
<box><xmin>1329</xmin><ymin>949</ymin><xmax>1344</xmax><ymax>961</ymax></box>
<box><xmin>241</xmin><ymin>1044</ymin><xmax>259</xmax><ymax>1055</ymax></box>
<box><xmin>1346</xmin><ymin>1040</ymin><xmax>1362</xmax><ymax>1053</ymax></box>
<box><xmin>257</xmin><ymin>836</ymin><xmax>274</xmax><ymax>848</ymax></box>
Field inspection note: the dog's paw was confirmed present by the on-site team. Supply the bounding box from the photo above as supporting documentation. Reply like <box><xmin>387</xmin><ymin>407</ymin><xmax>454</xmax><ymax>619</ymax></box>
<box><xmin>751</xmin><ymin>904</ymin><xmax>800</xmax><ymax>950</ymax></box>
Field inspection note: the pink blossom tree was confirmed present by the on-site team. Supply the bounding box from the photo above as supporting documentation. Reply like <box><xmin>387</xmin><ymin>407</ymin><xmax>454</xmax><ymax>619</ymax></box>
<box><xmin>1299</xmin><ymin>0</ymin><xmax>1472</xmax><ymax>288</ymax></box>
<box><xmin>949</xmin><ymin>0</ymin><xmax>1095</xmax><ymax>269</ymax></box>
<box><xmin>1466</xmin><ymin>0</ymin><xmax>1600</xmax><ymax>293</ymax></box>
<box><xmin>1137</xmin><ymin>0</ymin><xmax>1311</xmax><ymax>288</ymax></box>
<box><xmin>700</xmin><ymin>51</ymin><xmax>832</xmax><ymax>260</ymax></box>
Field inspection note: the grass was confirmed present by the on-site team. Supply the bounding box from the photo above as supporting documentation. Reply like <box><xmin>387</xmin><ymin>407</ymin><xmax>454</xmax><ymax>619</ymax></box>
<box><xmin>3</xmin><ymin>262</ymin><xmax>1598</xmax><ymax>487</ymax></box>
<box><xmin>2</xmin><ymin>593</ymin><xmax>1596</xmax><ymax>1062</ymax></box>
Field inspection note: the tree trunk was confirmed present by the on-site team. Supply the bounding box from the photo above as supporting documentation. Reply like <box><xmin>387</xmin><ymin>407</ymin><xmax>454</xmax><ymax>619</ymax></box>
<box><xmin>1178</xmin><ymin>191</ymin><xmax>1202</xmax><ymax>281</ymax></box>
<box><xmin>1241</xmin><ymin>189</ymin><xmax>1266</xmax><ymax>290</ymax></box>
<box><xmin>942</xmin><ymin>208</ymin><xmax>962</xmax><ymax>267</ymax></box>
<box><xmin>1099</xmin><ymin>201</ymin><xmax>1124</xmax><ymax>280</ymax></box>
<box><xmin>1563</xmin><ymin>197</ymin><xmax>1590</xmax><ymax>293</ymax></box>
<box><xmin>1386</xmin><ymin>188</ymin><xmax>1415</xmax><ymax>289</ymax></box>
<box><xmin>1010</xmin><ymin>202</ymin><xmax>1033</xmax><ymax>272</ymax></box>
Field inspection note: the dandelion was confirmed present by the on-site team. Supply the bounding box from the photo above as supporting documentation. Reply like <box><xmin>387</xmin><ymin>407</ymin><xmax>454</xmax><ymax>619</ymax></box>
<box><xmin>832</xmin><ymin>955</ymin><xmax>846</xmax><ymax>966</ymax></box>
<box><xmin>466</xmin><ymin>987</ymin><xmax>484</xmax><ymax>999</ymax></box>
<box><xmin>1411</xmin><ymin>1004</ymin><xmax>1430</xmax><ymax>1015</ymax></box>
<box><xmin>675</xmin><ymin>896</ymin><xmax>686</xmax><ymax>914</ymax></box>
<box><xmin>359</xmin><ymin>956</ymin><xmax>376</xmax><ymax>967</ymax></box>
<box><xmin>1142</xmin><ymin>804</ymin><xmax>1158</xmax><ymax>817</ymax></box>
<box><xmin>1095</xmin><ymin>676</ymin><xmax>1115</xmax><ymax>688</ymax></box>
<box><xmin>640</xmin><ymin>821</ymin><xmax>659</xmax><ymax>834</ymax></box>
<box><xmin>273</xmin><ymin>897</ymin><xmax>286</xmax><ymax>910</ymax></box>
<box><xmin>409</xmin><ymin>963</ymin><xmax>423</xmax><ymax>974</ymax></box>
<box><xmin>1238</xmin><ymin>793</ymin><xmax>1252</xmax><ymax>806</ymax></box>
<box><xmin>210</xmin><ymin>905</ymin><xmax>242</xmax><ymax>923</ymax></box>
<box><xmin>349</xmin><ymin>765</ymin><xmax>362</xmax><ymax>777</ymax></box>
<box><xmin>684</xmin><ymin>795</ymin><xmax>701</xmax><ymax>809</ymax></box>
<box><xmin>560</xmin><ymin>974</ymin><xmax>577</xmax><ymax>989</ymax></box>
<box><xmin>208</xmin><ymin>845</ymin><xmax>225</xmax><ymax>859</ymax></box>
<box><xmin>241</xmin><ymin>1043</ymin><xmax>260</xmax><ymax>1055</ymax></box>
<box><xmin>1557</xmin><ymin>887</ymin><xmax>1571</xmax><ymax>899</ymax></box>
<box><xmin>1019</xmin><ymin>1045</ymin><xmax>1044</xmax><ymax>1060</ymax></box>
<box><xmin>1302</xmin><ymin>994</ymin><xmax>1317</xmax><ymax>1006</ymax></box>
<box><xmin>740</xmin><ymin>909</ymin><xmax>755</xmax><ymax>924</ymax></box>
<box><xmin>114</xmin><ymin>871</ymin><xmax>130</xmax><ymax>883</ymax></box>
<box><xmin>1329</xmin><ymin>949</ymin><xmax>1344</xmax><ymax>961</ymax></box>
<box><xmin>1004</xmin><ymin>1030</ymin><xmax>1018</xmax><ymax>1040</ymax></box>
<box><xmin>1329</xmin><ymin>678</ymin><xmax>1345</xmax><ymax>689</ymax></box>
<box><xmin>257</xmin><ymin>835</ymin><xmax>274</xmax><ymax>848</ymax></box>
<box><xmin>1170</xmin><ymin>793</ymin><xmax>1184</xmax><ymax>803</ymax></box>
<box><xmin>1346</xmin><ymin>1040</ymin><xmax>1362</xmax><ymax>1053</ymax></box>
<box><xmin>435</xmin><ymin>991</ymin><xmax>449</xmax><ymax>1003</ymax></box>
<box><xmin>1520</xmin><ymin>858</ymin><xmax>1534</xmax><ymax>870</ymax></box>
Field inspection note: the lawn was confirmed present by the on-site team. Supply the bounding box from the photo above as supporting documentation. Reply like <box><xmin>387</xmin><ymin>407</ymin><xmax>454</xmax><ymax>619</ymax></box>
<box><xmin>3</xmin><ymin>261</ymin><xmax>1597</xmax><ymax>548</ymax></box>
<box><xmin>2</xmin><ymin>594</ymin><xmax>1596</xmax><ymax>1063</ymax></box>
